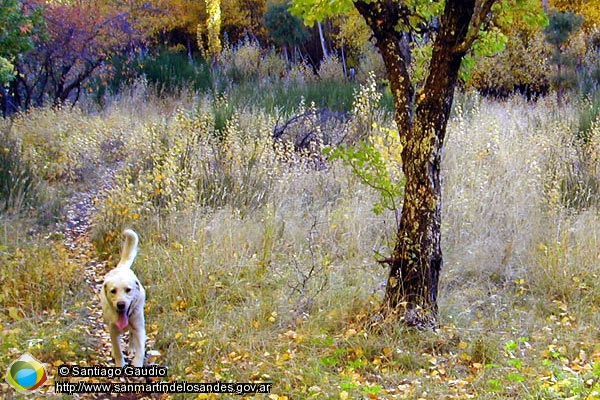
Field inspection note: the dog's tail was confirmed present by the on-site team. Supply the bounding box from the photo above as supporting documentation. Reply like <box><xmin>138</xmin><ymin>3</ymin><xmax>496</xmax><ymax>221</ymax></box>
<box><xmin>117</xmin><ymin>229</ymin><xmax>139</xmax><ymax>269</ymax></box>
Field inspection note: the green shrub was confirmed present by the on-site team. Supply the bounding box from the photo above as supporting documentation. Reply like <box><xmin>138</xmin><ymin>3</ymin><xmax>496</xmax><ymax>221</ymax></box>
<box><xmin>142</xmin><ymin>48</ymin><xmax>213</xmax><ymax>94</ymax></box>
<box><xmin>97</xmin><ymin>48</ymin><xmax>213</xmax><ymax>99</ymax></box>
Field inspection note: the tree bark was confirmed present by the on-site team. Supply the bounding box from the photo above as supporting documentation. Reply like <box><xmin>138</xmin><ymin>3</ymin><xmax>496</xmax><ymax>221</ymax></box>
<box><xmin>354</xmin><ymin>0</ymin><xmax>486</xmax><ymax>327</ymax></box>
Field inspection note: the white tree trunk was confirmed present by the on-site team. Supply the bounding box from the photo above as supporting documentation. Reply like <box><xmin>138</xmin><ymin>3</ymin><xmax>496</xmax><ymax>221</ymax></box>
<box><xmin>317</xmin><ymin>22</ymin><xmax>329</xmax><ymax>59</ymax></box>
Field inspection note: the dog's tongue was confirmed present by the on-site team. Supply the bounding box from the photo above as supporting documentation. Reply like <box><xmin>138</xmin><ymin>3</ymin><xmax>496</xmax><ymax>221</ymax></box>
<box><xmin>115</xmin><ymin>313</ymin><xmax>129</xmax><ymax>330</ymax></box>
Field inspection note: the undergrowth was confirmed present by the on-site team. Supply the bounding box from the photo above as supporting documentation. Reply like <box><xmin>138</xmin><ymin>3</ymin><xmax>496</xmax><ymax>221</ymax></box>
<box><xmin>1</xmin><ymin>70</ymin><xmax>600</xmax><ymax>398</ymax></box>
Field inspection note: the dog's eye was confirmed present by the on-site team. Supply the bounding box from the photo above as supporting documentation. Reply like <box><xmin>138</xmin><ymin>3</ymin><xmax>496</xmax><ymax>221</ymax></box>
<box><xmin>110</xmin><ymin>288</ymin><xmax>117</xmax><ymax>294</ymax></box>
<box><xmin>125</xmin><ymin>288</ymin><xmax>132</xmax><ymax>293</ymax></box>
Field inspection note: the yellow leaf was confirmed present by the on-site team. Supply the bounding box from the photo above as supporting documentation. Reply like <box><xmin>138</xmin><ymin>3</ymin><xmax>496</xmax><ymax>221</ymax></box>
<box><xmin>174</xmin><ymin>332</ymin><xmax>183</xmax><ymax>340</ymax></box>
<box><xmin>344</xmin><ymin>328</ymin><xmax>357</xmax><ymax>338</ymax></box>
<box><xmin>268</xmin><ymin>311</ymin><xmax>278</xmax><ymax>322</ymax></box>
<box><xmin>171</xmin><ymin>298</ymin><xmax>188</xmax><ymax>311</ymax></box>
<box><xmin>283</xmin><ymin>330</ymin><xmax>297</xmax><ymax>339</ymax></box>
<box><xmin>340</xmin><ymin>391</ymin><xmax>349</xmax><ymax>400</ymax></box>
<box><xmin>8</xmin><ymin>307</ymin><xmax>22</xmax><ymax>320</ymax></box>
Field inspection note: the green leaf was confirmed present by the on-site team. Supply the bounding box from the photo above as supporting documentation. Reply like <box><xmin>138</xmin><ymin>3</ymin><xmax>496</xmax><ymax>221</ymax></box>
<box><xmin>505</xmin><ymin>340</ymin><xmax>518</xmax><ymax>352</ymax></box>
<box><xmin>593</xmin><ymin>361</ymin><xmax>600</xmax><ymax>377</ymax></box>
<box><xmin>459</xmin><ymin>55</ymin><xmax>475</xmax><ymax>82</ymax></box>
<box><xmin>340</xmin><ymin>381</ymin><xmax>359</xmax><ymax>390</ymax></box>
<box><xmin>487</xmin><ymin>379</ymin><xmax>502</xmax><ymax>391</ymax></box>
<box><xmin>0</xmin><ymin>56</ymin><xmax>15</xmax><ymax>84</ymax></box>
<box><xmin>326</xmin><ymin>141</ymin><xmax>404</xmax><ymax>215</ymax></box>
<box><xmin>289</xmin><ymin>0</ymin><xmax>354</xmax><ymax>26</ymax></box>
<box><xmin>348</xmin><ymin>358</ymin><xmax>366</xmax><ymax>369</ymax></box>
<box><xmin>473</xmin><ymin>28</ymin><xmax>508</xmax><ymax>57</ymax></box>
<box><xmin>508</xmin><ymin>358</ymin><xmax>523</xmax><ymax>369</ymax></box>
<box><xmin>507</xmin><ymin>372</ymin><xmax>526</xmax><ymax>382</ymax></box>
<box><xmin>362</xmin><ymin>385</ymin><xmax>382</xmax><ymax>395</ymax></box>
<box><xmin>319</xmin><ymin>355</ymin><xmax>339</xmax><ymax>367</ymax></box>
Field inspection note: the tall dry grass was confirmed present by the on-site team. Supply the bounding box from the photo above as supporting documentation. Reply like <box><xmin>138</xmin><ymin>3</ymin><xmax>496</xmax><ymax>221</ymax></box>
<box><xmin>1</xmin><ymin>76</ymin><xmax>600</xmax><ymax>397</ymax></box>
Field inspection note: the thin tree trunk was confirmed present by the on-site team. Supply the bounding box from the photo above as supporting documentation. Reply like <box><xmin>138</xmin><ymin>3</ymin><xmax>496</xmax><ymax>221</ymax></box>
<box><xmin>341</xmin><ymin>42</ymin><xmax>347</xmax><ymax>78</ymax></box>
<box><xmin>317</xmin><ymin>22</ymin><xmax>329</xmax><ymax>59</ymax></box>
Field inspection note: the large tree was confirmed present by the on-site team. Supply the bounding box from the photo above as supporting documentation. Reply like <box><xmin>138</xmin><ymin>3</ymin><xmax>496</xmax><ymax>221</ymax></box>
<box><xmin>291</xmin><ymin>0</ymin><xmax>545</xmax><ymax>327</ymax></box>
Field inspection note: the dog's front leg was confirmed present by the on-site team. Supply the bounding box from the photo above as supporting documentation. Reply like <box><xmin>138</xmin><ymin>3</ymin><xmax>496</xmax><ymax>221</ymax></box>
<box><xmin>129</xmin><ymin>322</ymin><xmax>146</xmax><ymax>367</ymax></box>
<box><xmin>109</xmin><ymin>326</ymin><xmax>125</xmax><ymax>367</ymax></box>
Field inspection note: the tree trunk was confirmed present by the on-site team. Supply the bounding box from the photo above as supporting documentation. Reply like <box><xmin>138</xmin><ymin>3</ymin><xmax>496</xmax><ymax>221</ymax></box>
<box><xmin>354</xmin><ymin>0</ymin><xmax>481</xmax><ymax>327</ymax></box>
<box><xmin>317</xmin><ymin>21</ymin><xmax>329</xmax><ymax>59</ymax></box>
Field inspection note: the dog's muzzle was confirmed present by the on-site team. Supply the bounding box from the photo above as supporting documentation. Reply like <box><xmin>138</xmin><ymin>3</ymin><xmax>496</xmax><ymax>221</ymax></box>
<box><xmin>114</xmin><ymin>302</ymin><xmax>130</xmax><ymax>330</ymax></box>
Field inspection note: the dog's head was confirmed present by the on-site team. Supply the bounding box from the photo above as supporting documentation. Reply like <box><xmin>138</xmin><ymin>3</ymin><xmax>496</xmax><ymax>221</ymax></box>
<box><xmin>103</xmin><ymin>270</ymin><xmax>143</xmax><ymax>330</ymax></box>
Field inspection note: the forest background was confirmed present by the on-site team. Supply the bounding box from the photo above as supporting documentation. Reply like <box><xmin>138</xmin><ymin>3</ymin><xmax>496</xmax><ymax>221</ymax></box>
<box><xmin>2</xmin><ymin>0</ymin><xmax>600</xmax><ymax>398</ymax></box>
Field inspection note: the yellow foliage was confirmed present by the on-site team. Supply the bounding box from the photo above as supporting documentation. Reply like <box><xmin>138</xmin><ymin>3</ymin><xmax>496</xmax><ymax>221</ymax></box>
<box><xmin>551</xmin><ymin>0</ymin><xmax>600</xmax><ymax>29</ymax></box>
<box><xmin>0</xmin><ymin>239</ymin><xmax>85</xmax><ymax>316</ymax></box>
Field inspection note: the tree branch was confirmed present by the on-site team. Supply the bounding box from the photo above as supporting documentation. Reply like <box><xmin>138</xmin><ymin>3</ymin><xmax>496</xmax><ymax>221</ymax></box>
<box><xmin>454</xmin><ymin>0</ymin><xmax>499</xmax><ymax>54</ymax></box>
<box><xmin>353</xmin><ymin>0</ymin><xmax>415</xmax><ymax>135</ymax></box>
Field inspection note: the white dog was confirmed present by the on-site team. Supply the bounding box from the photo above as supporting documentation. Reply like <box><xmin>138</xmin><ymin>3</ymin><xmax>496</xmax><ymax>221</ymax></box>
<box><xmin>100</xmin><ymin>229</ymin><xmax>146</xmax><ymax>367</ymax></box>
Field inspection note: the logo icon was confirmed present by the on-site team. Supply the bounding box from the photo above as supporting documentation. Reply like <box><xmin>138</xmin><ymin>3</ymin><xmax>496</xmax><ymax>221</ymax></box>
<box><xmin>5</xmin><ymin>352</ymin><xmax>48</xmax><ymax>394</ymax></box>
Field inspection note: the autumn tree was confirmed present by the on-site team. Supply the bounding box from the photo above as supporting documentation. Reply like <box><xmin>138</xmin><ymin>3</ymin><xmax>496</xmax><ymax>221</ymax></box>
<box><xmin>200</xmin><ymin>0</ymin><xmax>222</xmax><ymax>63</ymax></box>
<box><xmin>221</xmin><ymin>0</ymin><xmax>268</xmax><ymax>43</ymax></box>
<box><xmin>291</xmin><ymin>0</ymin><xmax>545</xmax><ymax>327</ymax></box>
<box><xmin>12</xmin><ymin>1</ymin><xmax>139</xmax><ymax>109</ymax></box>
<box><xmin>467</xmin><ymin>2</ymin><xmax>552</xmax><ymax>98</ymax></box>
<box><xmin>551</xmin><ymin>0</ymin><xmax>600</xmax><ymax>29</ymax></box>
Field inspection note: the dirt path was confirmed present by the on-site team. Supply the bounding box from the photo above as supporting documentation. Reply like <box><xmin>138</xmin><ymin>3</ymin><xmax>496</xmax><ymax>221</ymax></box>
<box><xmin>49</xmin><ymin>165</ymin><xmax>163</xmax><ymax>399</ymax></box>
<box><xmin>60</xmin><ymin>168</ymin><xmax>116</xmax><ymax>370</ymax></box>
